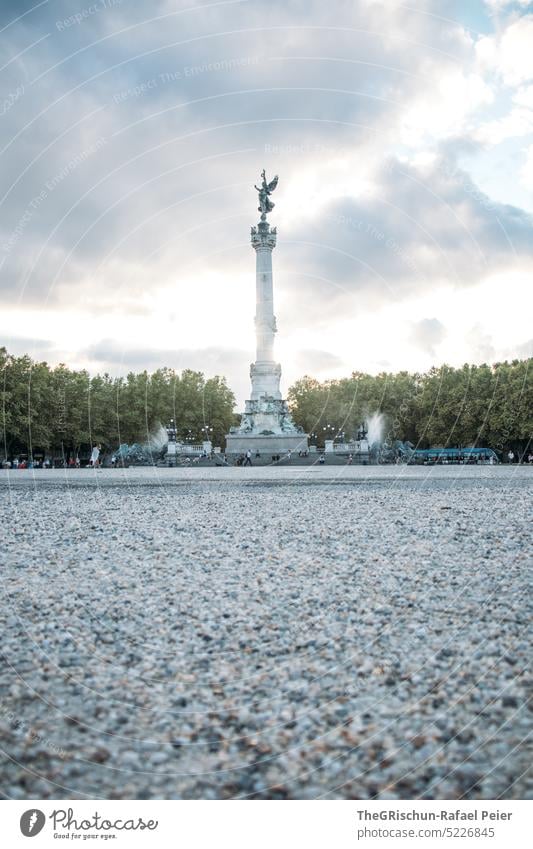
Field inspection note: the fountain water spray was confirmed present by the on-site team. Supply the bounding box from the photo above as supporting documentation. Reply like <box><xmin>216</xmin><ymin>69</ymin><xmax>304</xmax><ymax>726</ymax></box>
<box><xmin>366</xmin><ymin>412</ymin><xmax>385</xmax><ymax>448</ymax></box>
<box><xmin>147</xmin><ymin>423</ymin><xmax>168</xmax><ymax>452</ymax></box>
<box><xmin>113</xmin><ymin>422</ymin><xmax>169</xmax><ymax>465</ymax></box>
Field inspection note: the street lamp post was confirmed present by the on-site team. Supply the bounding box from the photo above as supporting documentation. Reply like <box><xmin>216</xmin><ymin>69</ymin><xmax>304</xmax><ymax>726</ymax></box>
<box><xmin>166</xmin><ymin>418</ymin><xmax>177</xmax><ymax>467</ymax></box>
<box><xmin>323</xmin><ymin>423</ymin><xmax>336</xmax><ymax>454</ymax></box>
<box><xmin>357</xmin><ymin>422</ymin><xmax>368</xmax><ymax>442</ymax></box>
<box><xmin>200</xmin><ymin>425</ymin><xmax>214</xmax><ymax>457</ymax></box>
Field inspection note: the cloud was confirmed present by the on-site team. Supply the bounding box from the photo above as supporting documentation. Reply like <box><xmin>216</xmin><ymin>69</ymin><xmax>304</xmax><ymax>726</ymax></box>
<box><xmin>279</xmin><ymin>155</ymin><xmax>533</xmax><ymax>326</ymax></box>
<box><xmin>0</xmin><ymin>0</ymin><xmax>531</xmax><ymax>382</ymax></box>
<box><xmin>292</xmin><ymin>348</ymin><xmax>344</xmax><ymax>374</ymax></box>
<box><xmin>476</xmin><ymin>14</ymin><xmax>533</xmax><ymax>85</ymax></box>
<box><xmin>520</xmin><ymin>142</ymin><xmax>533</xmax><ymax>189</ymax></box>
<box><xmin>84</xmin><ymin>338</ymin><xmax>247</xmax><ymax>375</ymax></box>
<box><xmin>515</xmin><ymin>337</ymin><xmax>533</xmax><ymax>357</ymax></box>
<box><xmin>0</xmin><ymin>0</ymin><xmax>488</xmax><ymax>311</ymax></box>
<box><xmin>81</xmin><ymin>338</ymin><xmax>259</xmax><ymax>404</ymax></box>
<box><xmin>409</xmin><ymin>318</ymin><xmax>447</xmax><ymax>355</ymax></box>
<box><xmin>466</xmin><ymin>323</ymin><xmax>495</xmax><ymax>361</ymax></box>
<box><xmin>400</xmin><ymin>71</ymin><xmax>493</xmax><ymax>146</ymax></box>
<box><xmin>473</xmin><ymin>106</ymin><xmax>533</xmax><ymax>145</ymax></box>
<box><xmin>484</xmin><ymin>0</ymin><xmax>532</xmax><ymax>9</ymax></box>
<box><xmin>1</xmin><ymin>336</ymin><xmax>55</xmax><ymax>359</ymax></box>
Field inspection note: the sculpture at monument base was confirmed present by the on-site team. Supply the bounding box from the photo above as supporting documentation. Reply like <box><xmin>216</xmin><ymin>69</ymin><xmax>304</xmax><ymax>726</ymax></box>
<box><xmin>227</xmin><ymin>395</ymin><xmax>307</xmax><ymax>456</ymax></box>
<box><xmin>225</xmin><ymin>171</ymin><xmax>308</xmax><ymax>458</ymax></box>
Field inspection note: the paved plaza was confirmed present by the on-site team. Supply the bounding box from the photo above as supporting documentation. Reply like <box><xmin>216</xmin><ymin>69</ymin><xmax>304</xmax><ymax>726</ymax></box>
<box><xmin>1</xmin><ymin>466</ymin><xmax>531</xmax><ymax>799</ymax></box>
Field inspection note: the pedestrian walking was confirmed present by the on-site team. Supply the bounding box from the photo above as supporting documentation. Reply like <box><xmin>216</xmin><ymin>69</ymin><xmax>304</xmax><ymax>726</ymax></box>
<box><xmin>243</xmin><ymin>449</ymin><xmax>252</xmax><ymax>466</ymax></box>
<box><xmin>90</xmin><ymin>444</ymin><xmax>101</xmax><ymax>469</ymax></box>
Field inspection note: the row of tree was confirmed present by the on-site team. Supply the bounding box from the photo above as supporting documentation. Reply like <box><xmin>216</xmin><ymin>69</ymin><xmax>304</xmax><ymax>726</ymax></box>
<box><xmin>0</xmin><ymin>348</ymin><xmax>237</xmax><ymax>460</ymax></box>
<box><xmin>288</xmin><ymin>360</ymin><xmax>532</xmax><ymax>455</ymax></box>
<box><xmin>1</xmin><ymin>348</ymin><xmax>531</xmax><ymax>459</ymax></box>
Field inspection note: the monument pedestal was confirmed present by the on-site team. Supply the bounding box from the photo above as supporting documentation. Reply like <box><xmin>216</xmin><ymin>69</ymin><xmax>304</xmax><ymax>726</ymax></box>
<box><xmin>225</xmin><ymin>433</ymin><xmax>308</xmax><ymax>456</ymax></box>
<box><xmin>227</xmin><ymin>393</ymin><xmax>306</xmax><ymax>455</ymax></box>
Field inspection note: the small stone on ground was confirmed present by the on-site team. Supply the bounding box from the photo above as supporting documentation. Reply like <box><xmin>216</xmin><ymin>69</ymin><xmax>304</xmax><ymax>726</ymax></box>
<box><xmin>1</xmin><ymin>466</ymin><xmax>531</xmax><ymax>799</ymax></box>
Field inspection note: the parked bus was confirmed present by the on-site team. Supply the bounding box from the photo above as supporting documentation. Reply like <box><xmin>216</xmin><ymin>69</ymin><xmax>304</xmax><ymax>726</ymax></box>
<box><xmin>407</xmin><ymin>447</ymin><xmax>499</xmax><ymax>465</ymax></box>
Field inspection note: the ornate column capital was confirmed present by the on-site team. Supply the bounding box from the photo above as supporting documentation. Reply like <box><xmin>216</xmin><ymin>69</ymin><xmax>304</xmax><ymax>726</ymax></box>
<box><xmin>251</xmin><ymin>221</ymin><xmax>277</xmax><ymax>250</ymax></box>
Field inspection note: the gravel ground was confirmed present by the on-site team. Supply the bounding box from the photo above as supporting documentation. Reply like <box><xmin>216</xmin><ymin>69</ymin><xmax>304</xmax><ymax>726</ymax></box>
<box><xmin>1</xmin><ymin>466</ymin><xmax>531</xmax><ymax>800</ymax></box>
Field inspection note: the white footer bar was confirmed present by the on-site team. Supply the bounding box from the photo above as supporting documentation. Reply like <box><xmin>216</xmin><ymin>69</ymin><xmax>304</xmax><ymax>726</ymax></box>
<box><xmin>5</xmin><ymin>799</ymin><xmax>531</xmax><ymax>848</ymax></box>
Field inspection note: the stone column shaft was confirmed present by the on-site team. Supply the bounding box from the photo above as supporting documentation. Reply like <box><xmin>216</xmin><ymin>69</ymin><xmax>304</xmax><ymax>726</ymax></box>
<box><xmin>255</xmin><ymin>245</ymin><xmax>275</xmax><ymax>361</ymax></box>
<box><xmin>250</xmin><ymin>221</ymin><xmax>281</xmax><ymax>400</ymax></box>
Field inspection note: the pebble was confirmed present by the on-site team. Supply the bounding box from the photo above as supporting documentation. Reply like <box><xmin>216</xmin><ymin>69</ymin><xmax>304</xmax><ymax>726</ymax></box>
<box><xmin>1</xmin><ymin>466</ymin><xmax>531</xmax><ymax>799</ymax></box>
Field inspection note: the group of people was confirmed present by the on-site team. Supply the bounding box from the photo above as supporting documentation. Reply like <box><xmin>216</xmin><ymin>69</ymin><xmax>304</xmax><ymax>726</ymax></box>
<box><xmin>234</xmin><ymin>448</ymin><xmax>301</xmax><ymax>466</ymax></box>
<box><xmin>2</xmin><ymin>457</ymin><xmax>53</xmax><ymax>469</ymax></box>
<box><xmin>2</xmin><ymin>445</ymin><xmax>103</xmax><ymax>469</ymax></box>
<box><xmin>507</xmin><ymin>450</ymin><xmax>533</xmax><ymax>464</ymax></box>
<box><xmin>4</xmin><ymin>446</ymin><xmax>531</xmax><ymax>470</ymax></box>
<box><xmin>2</xmin><ymin>456</ymin><xmax>85</xmax><ymax>469</ymax></box>
<box><xmin>235</xmin><ymin>450</ymin><xmax>254</xmax><ymax>466</ymax></box>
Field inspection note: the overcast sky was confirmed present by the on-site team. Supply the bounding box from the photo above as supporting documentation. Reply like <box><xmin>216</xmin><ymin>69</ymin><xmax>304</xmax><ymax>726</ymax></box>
<box><xmin>1</xmin><ymin>0</ymin><xmax>532</xmax><ymax>404</ymax></box>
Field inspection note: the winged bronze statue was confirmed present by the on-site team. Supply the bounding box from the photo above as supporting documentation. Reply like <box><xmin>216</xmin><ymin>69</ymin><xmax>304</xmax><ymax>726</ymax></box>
<box><xmin>254</xmin><ymin>169</ymin><xmax>278</xmax><ymax>219</ymax></box>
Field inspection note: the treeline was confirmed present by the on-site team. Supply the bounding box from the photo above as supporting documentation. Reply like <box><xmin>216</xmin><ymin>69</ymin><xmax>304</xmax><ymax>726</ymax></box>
<box><xmin>288</xmin><ymin>360</ymin><xmax>532</xmax><ymax>455</ymax></box>
<box><xmin>0</xmin><ymin>348</ymin><xmax>237</xmax><ymax>459</ymax></box>
<box><xmin>1</xmin><ymin>349</ymin><xmax>531</xmax><ymax>460</ymax></box>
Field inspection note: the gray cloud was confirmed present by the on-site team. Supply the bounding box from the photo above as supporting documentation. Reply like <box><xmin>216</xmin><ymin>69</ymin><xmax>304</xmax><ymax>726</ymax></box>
<box><xmin>280</xmin><ymin>156</ymin><xmax>533</xmax><ymax>326</ymax></box>
<box><xmin>467</xmin><ymin>324</ymin><xmax>496</xmax><ymax>362</ymax></box>
<box><xmin>83</xmin><ymin>337</ymin><xmax>252</xmax><ymax>402</ymax></box>
<box><xmin>0</xmin><ymin>0</ymin><xmax>491</xmax><ymax>308</ymax></box>
<box><xmin>1</xmin><ymin>335</ymin><xmax>55</xmax><ymax>359</ymax></box>
<box><xmin>292</xmin><ymin>348</ymin><xmax>344</xmax><ymax>374</ymax></box>
<box><xmin>409</xmin><ymin>318</ymin><xmax>447</xmax><ymax>356</ymax></box>
<box><xmin>0</xmin><ymin>0</ymin><xmax>531</xmax><ymax>378</ymax></box>
<box><xmin>514</xmin><ymin>338</ymin><xmax>533</xmax><ymax>358</ymax></box>
<box><xmin>84</xmin><ymin>337</ymin><xmax>247</xmax><ymax>373</ymax></box>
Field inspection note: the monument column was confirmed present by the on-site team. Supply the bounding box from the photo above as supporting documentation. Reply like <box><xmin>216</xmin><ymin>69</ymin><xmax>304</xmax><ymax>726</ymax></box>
<box><xmin>253</xmin><ymin>222</ymin><xmax>276</xmax><ymax>363</ymax></box>
<box><xmin>250</xmin><ymin>221</ymin><xmax>281</xmax><ymax>400</ymax></box>
<box><xmin>224</xmin><ymin>169</ymin><xmax>308</xmax><ymax>458</ymax></box>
